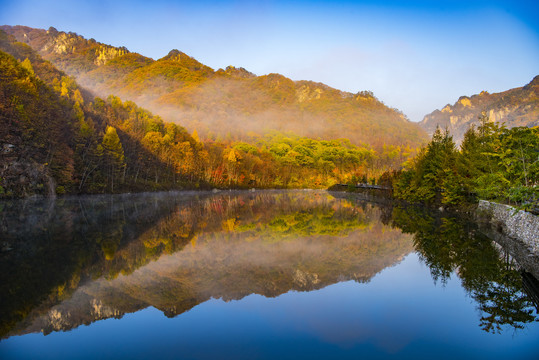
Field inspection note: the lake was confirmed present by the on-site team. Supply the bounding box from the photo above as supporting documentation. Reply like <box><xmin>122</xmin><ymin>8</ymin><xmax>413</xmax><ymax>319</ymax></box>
<box><xmin>1</xmin><ymin>190</ymin><xmax>538</xmax><ymax>359</ymax></box>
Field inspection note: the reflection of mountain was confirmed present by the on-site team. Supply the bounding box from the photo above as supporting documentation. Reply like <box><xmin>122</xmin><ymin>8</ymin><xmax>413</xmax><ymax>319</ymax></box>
<box><xmin>3</xmin><ymin>191</ymin><xmax>538</xmax><ymax>338</ymax></box>
<box><xmin>0</xmin><ymin>191</ymin><xmax>208</xmax><ymax>337</ymax></box>
<box><xmin>2</xmin><ymin>191</ymin><xmax>414</xmax><ymax>337</ymax></box>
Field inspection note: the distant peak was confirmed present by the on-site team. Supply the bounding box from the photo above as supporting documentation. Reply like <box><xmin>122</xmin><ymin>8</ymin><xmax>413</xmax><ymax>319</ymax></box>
<box><xmin>167</xmin><ymin>49</ymin><xmax>182</xmax><ymax>57</ymax></box>
<box><xmin>160</xmin><ymin>49</ymin><xmax>193</xmax><ymax>62</ymax></box>
<box><xmin>223</xmin><ymin>65</ymin><xmax>255</xmax><ymax>78</ymax></box>
<box><xmin>522</xmin><ymin>74</ymin><xmax>539</xmax><ymax>91</ymax></box>
<box><xmin>158</xmin><ymin>49</ymin><xmax>213</xmax><ymax>72</ymax></box>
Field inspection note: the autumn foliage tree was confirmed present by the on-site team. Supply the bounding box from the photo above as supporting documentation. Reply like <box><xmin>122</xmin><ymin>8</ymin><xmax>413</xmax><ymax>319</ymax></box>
<box><xmin>101</xmin><ymin>126</ymin><xmax>125</xmax><ymax>192</ymax></box>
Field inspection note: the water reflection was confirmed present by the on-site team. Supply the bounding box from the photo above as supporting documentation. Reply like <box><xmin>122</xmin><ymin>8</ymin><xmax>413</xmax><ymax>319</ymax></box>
<box><xmin>389</xmin><ymin>203</ymin><xmax>538</xmax><ymax>334</ymax></box>
<box><xmin>0</xmin><ymin>190</ymin><xmax>537</xmax><ymax>340</ymax></box>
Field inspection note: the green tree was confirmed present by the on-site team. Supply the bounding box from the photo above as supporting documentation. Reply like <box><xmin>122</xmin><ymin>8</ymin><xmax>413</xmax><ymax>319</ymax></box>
<box><xmin>398</xmin><ymin>127</ymin><xmax>460</xmax><ymax>205</ymax></box>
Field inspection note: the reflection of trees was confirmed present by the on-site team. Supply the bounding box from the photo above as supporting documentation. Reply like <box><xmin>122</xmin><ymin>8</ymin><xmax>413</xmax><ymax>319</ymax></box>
<box><xmin>391</xmin><ymin>205</ymin><xmax>538</xmax><ymax>333</ymax></box>
<box><xmin>10</xmin><ymin>191</ymin><xmax>537</xmax><ymax>337</ymax></box>
<box><xmin>476</xmin><ymin>267</ymin><xmax>535</xmax><ymax>333</ymax></box>
<box><xmin>0</xmin><ymin>193</ymin><xmax>192</xmax><ymax>337</ymax></box>
<box><xmin>2</xmin><ymin>191</ymin><xmax>412</xmax><ymax>337</ymax></box>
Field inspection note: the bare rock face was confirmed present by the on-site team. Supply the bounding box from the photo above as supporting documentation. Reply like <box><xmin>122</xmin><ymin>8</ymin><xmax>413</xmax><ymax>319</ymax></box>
<box><xmin>295</xmin><ymin>84</ymin><xmax>323</xmax><ymax>102</ymax></box>
<box><xmin>94</xmin><ymin>45</ymin><xmax>128</xmax><ymax>65</ymax></box>
<box><xmin>419</xmin><ymin>76</ymin><xmax>539</xmax><ymax>143</ymax></box>
<box><xmin>0</xmin><ymin>139</ymin><xmax>56</xmax><ymax>197</ymax></box>
<box><xmin>477</xmin><ymin>200</ymin><xmax>539</xmax><ymax>255</ymax></box>
<box><xmin>43</xmin><ymin>32</ymin><xmax>80</xmax><ymax>55</ymax></box>
<box><xmin>0</xmin><ymin>25</ymin><xmax>130</xmax><ymax>71</ymax></box>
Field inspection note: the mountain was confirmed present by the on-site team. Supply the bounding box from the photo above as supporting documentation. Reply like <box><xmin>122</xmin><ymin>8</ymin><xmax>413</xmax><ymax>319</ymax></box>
<box><xmin>419</xmin><ymin>76</ymin><xmax>539</xmax><ymax>142</ymax></box>
<box><xmin>0</xmin><ymin>29</ymin><xmax>207</xmax><ymax>197</ymax></box>
<box><xmin>0</xmin><ymin>28</ymin><xmax>419</xmax><ymax>196</ymax></box>
<box><xmin>0</xmin><ymin>25</ymin><xmax>427</xmax><ymax>150</ymax></box>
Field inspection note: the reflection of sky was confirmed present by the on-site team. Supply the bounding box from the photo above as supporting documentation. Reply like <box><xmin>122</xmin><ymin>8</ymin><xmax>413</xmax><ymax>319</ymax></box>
<box><xmin>2</xmin><ymin>253</ymin><xmax>538</xmax><ymax>360</ymax></box>
<box><xmin>1</xmin><ymin>0</ymin><xmax>538</xmax><ymax>121</ymax></box>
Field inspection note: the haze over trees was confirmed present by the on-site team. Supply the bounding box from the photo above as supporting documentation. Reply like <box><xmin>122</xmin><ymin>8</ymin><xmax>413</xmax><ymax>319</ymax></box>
<box><xmin>0</xmin><ymin>28</ymin><xmax>420</xmax><ymax>197</ymax></box>
<box><xmin>1</xmin><ymin>25</ymin><xmax>537</xmax><ymax>202</ymax></box>
<box><xmin>0</xmin><ymin>25</ymin><xmax>427</xmax><ymax>151</ymax></box>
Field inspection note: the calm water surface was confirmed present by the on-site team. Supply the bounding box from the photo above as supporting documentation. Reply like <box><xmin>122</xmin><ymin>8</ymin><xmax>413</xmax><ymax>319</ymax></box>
<box><xmin>1</xmin><ymin>190</ymin><xmax>538</xmax><ymax>359</ymax></box>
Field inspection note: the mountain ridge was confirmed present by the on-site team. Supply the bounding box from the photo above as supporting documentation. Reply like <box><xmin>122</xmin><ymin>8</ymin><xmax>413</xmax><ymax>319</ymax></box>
<box><xmin>419</xmin><ymin>76</ymin><xmax>539</xmax><ymax>142</ymax></box>
<box><xmin>0</xmin><ymin>25</ymin><xmax>427</xmax><ymax>150</ymax></box>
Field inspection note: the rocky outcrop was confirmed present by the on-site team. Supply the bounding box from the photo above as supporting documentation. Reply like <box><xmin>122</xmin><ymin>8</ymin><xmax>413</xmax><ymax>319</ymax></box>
<box><xmin>0</xmin><ymin>25</ymin><xmax>130</xmax><ymax>70</ymax></box>
<box><xmin>218</xmin><ymin>65</ymin><xmax>256</xmax><ymax>78</ymax></box>
<box><xmin>42</xmin><ymin>32</ymin><xmax>79</xmax><ymax>55</ymax></box>
<box><xmin>295</xmin><ymin>84</ymin><xmax>323</xmax><ymax>102</ymax></box>
<box><xmin>420</xmin><ymin>76</ymin><xmax>539</xmax><ymax>143</ymax></box>
<box><xmin>0</xmin><ymin>136</ymin><xmax>57</xmax><ymax>197</ymax></box>
<box><xmin>94</xmin><ymin>45</ymin><xmax>128</xmax><ymax>66</ymax></box>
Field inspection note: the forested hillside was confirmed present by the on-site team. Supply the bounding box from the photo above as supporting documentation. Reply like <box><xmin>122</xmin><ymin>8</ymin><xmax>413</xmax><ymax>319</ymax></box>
<box><xmin>0</xmin><ymin>25</ymin><xmax>427</xmax><ymax>150</ymax></box>
<box><xmin>0</xmin><ymin>29</ymin><xmax>417</xmax><ymax>197</ymax></box>
<box><xmin>0</xmin><ymin>33</ymin><xmax>200</xmax><ymax>196</ymax></box>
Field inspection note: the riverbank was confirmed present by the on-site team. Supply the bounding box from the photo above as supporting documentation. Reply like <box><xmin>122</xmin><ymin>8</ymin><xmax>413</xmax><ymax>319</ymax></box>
<box><xmin>329</xmin><ymin>186</ymin><xmax>539</xmax><ymax>274</ymax></box>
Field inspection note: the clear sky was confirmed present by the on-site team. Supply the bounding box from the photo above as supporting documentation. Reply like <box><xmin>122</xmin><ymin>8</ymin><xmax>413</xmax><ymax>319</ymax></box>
<box><xmin>1</xmin><ymin>0</ymin><xmax>538</xmax><ymax>121</ymax></box>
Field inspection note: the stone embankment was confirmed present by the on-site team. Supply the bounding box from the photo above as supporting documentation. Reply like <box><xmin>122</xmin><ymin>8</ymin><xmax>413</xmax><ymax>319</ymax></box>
<box><xmin>476</xmin><ymin>200</ymin><xmax>539</xmax><ymax>254</ymax></box>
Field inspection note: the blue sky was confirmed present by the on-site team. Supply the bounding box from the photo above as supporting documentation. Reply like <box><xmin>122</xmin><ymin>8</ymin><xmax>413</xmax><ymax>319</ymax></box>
<box><xmin>1</xmin><ymin>0</ymin><xmax>538</xmax><ymax>121</ymax></box>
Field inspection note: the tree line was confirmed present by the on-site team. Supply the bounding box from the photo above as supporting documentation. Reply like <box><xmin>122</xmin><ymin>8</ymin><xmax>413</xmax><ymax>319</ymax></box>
<box><xmin>387</xmin><ymin>113</ymin><xmax>538</xmax><ymax>211</ymax></box>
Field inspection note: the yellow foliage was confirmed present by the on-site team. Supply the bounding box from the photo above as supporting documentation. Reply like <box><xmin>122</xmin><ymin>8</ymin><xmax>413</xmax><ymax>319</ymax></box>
<box><xmin>226</xmin><ymin>148</ymin><xmax>241</xmax><ymax>163</ymax></box>
<box><xmin>192</xmin><ymin>129</ymin><xmax>200</xmax><ymax>143</ymax></box>
<box><xmin>459</xmin><ymin>97</ymin><xmax>472</xmax><ymax>107</ymax></box>
<box><xmin>143</xmin><ymin>237</ymin><xmax>170</xmax><ymax>248</ymax></box>
<box><xmin>223</xmin><ymin>218</ymin><xmax>237</xmax><ymax>231</ymax></box>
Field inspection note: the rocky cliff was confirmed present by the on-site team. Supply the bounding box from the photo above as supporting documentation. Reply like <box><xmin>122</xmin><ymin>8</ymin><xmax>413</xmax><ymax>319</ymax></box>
<box><xmin>419</xmin><ymin>76</ymin><xmax>539</xmax><ymax>143</ymax></box>
<box><xmin>0</xmin><ymin>25</ymin><xmax>129</xmax><ymax>74</ymax></box>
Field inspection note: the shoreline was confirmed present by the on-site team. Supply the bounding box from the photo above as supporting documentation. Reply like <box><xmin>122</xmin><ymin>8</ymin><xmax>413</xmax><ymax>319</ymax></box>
<box><xmin>329</xmin><ymin>187</ymin><xmax>539</xmax><ymax>276</ymax></box>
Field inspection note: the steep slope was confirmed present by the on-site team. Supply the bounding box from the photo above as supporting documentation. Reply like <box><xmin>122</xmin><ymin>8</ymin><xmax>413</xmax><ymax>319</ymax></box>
<box><xmin>0</xmin><ymin>30</ymin><xmax>204</xmax><ymax>197</ymax></box>
<box><xmin>1</xmin><ymin>25</ymin><xmax>428</xmax><ymax>150</ymax></box>
<box><xmin>420</xmin><ymin>76</ymin><xmax>539</xmax><ymax>142</ymax></box>
<box><xmin>0</xmin><ymin>49</ymin><xmax>75</xmax><ymax>196</ymax></box>
<box><xmin>0</xmin><ymin>29</ymin><xmax>415</xmax><ymax>195</ymax></box>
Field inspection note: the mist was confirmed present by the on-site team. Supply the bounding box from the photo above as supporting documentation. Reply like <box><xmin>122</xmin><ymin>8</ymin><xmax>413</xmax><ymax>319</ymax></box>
<box><xmin>77</xmin><ymin>68</ymin><xmax>426</xmax><ymax>150</ymax></box>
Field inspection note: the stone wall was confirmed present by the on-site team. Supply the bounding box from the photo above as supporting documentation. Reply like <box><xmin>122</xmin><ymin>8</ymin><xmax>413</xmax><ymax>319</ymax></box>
<box><xmin>476</xmin><ymin>200</ymin><xmax>539</xmax><ymax>255</ymax></box>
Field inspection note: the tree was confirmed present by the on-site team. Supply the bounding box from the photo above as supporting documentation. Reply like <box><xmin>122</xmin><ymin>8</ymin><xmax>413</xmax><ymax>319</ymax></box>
<box><xmin>102</xmin><ymin>126</ymin><xmax>125</xmax><ymax>192</ymax></box>
<box><xmin>20</xmin><ymin>58</ymin><xmax>34</xmax><ymax>76</ymax></box>
<box><xmin>192</xmin><ymin>128</ymin><xmax>200</xmax><ymax>143</ymax></box>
